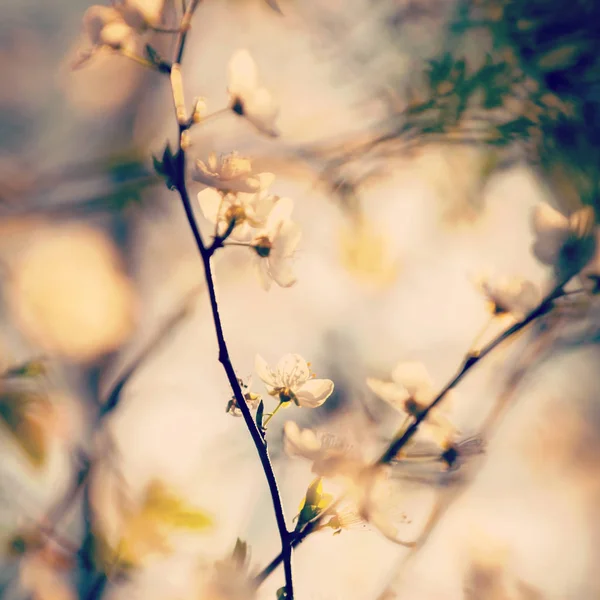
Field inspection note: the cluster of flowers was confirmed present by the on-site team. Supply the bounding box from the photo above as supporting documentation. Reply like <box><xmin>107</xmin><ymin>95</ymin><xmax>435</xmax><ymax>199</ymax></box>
<box><xmin>192</xmin><ymin>153</ymin><xmax>301</xmax><ymax>290</ymax></box>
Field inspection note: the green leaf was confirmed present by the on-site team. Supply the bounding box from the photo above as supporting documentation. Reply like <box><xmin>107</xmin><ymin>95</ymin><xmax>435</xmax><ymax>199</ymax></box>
<box><xmin>276</xmin><ymin>586</ymin><xmax>290</xmax><ymax>599</ymax></box>
<box><xmin>152</xmin><ymin>143</ymin><xmax>178</xmax><ymax>191</ymax></box>
<box><xmin>295</xmin><ymin>477</ymin><xmax>332</xmax><ymax>532</ymax></box>
<box><xmin>256</xmin><ymin>400</ymin><xmax>265</xmax><ymax>433</ymax></box>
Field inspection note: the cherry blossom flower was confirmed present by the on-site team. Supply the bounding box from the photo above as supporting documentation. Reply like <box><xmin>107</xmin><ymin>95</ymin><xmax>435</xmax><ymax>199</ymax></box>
<box><xmin>112</xmin><ymin>0</ymin><xmax>156</xmax><ymax>31</ymax></box>
<box><xmin>366</xmin><ymin>361</ymin><xmax>458</xmax><ymax>449</ymax></box>
<box><xmin>82</xmin><ymin>5</ymin><xmax>136</xmax><ymax>51</ymax></box>
<box><xmin>192</xmin><ymin>152</ymin><xmax>262</xmax><ymax>194</ymax></box>
<box><xmin>255</xmin><ymin>354</ymin><xmax>334</xmax><ymax>408</ymax></box>
<box><xmin>250</xmin><ymin>197</ymin><xmax>301</xmax><ymax>289</ymax></box>
<box><xmin>530</xmin><ymin>204</ymin><xmax>598</xmax><ymax>280</ymax></box>
<box><xmin>228</xmin><ymin>49</ymin><xmax>279</xmax><ymax>137</ymax></box>
<box><xmin>196</xmin><ymin>172</ymin><xmax>277</xmax><ymax>239</ymax></box>
<box><xmin>283</xmin><ymin>421</ymin><xmax>361</xmax><ymax>478</ymax></box>
<box><xmin>476</xmin><ymin>275</ymin><xmax>540</xmax><ymax>319</ymax></box>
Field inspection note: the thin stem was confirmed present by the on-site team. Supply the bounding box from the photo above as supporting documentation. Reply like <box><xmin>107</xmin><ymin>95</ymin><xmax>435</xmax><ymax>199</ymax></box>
<box><xmin>173</xmin><ymin>0</ymin><xmax>200</xmax><ymax>64</ymax></box>
<box><xmin>376</xmin><ymin>281</ymin><xmax>564</xmax><ymax>465</ymax></box>
<box><xmin>199</xmin><ymin>107</ymin><xmax>231</xmax><ymax>123</ymax></box>
<box><xmin>263</xmin><ymin>401</ymin><xmax>284</xmax><ymax>427</ymax></box>
<box><xmin>254</xmin><ymin>280</ymin><xmax>568</xmax><ymax>583</ymax></box>
<box><xmin>172</xmin><ymin>150</ymin><xmax>294</xmax><ymax>596</ymax></box>
<box><xmin>115</xmin><ymin>48</ymin><xmax>161</xmax><ymax>72</ymax></box>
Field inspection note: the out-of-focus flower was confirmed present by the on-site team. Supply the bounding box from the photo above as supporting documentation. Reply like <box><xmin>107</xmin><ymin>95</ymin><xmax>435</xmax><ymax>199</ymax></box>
<box><xmin>227</xmin><ymin>49</ymin><xmax>279</xmax><ymax>137</ymax></box>
<box><xmin>366</xmin><ymin>361</ymin><xmax>458</xmax><ymax>449</ymax></box>
<box><xmin>339</xmin><ymin>219</ymin><xmax>400</xmax><ymax>288</ymax></box>
<box><xmin>250</xmin><ymin>198</ymin><xmax>301</xmax><ymax>289</ymax></box>
<box><xmin>192</xmin><ymin>152</ymin><xmax>262</xmax><ymax>193</ymax></box>
<box><xmin>8</xmin><ymin>224</ymin><xmax>137</xmax><ymax>363</ymax></box>
<box><xmin>90</xmin><ymin>465</ymin><xmax>212</xmax><ymax>570</ymax></box>
<box><xmin>196</xmin><ymin>173</ymin><xmax>276</xmax><ymax>239</ymax></box>
<box><xmin>476</xmin><ymin>275</ymin><xmax>540</xmax><ymax>319</ymax></box>
<box><xmin>284</xmin><ymin>430</ymin><xmax>422</xmax><ymax>545</ymax></box>
<box><xmin>19</xmin><ymin>549</ymin><xmax>76</xmax><ymax>600</ymax></box>
<box><xmin>82</xmin><ymin>5</ymin><xmax>136</xmax><ymax>52</ymax></box>
<box><xmin>197</xmin><ymin>540</ymin><xmax>256</xmax><ymax>600</ymax></box>
<box><xmin>112</xmin><ymin>0</ymin><xmax>157</xmax><ymax>31</ymax></box>
<box><xmin>283</xmin><ymin>421</ymin><xmax>360</xmax><ymax>478</ymax></box>
<box><xmin>530</xmin><ymin>204</ymin><xmax>598</xmax><ymax>280</ymax></box>
<box><xmin>255</xmin><ymin>354</ymin><xmax>333</xmax><ymax>408</ymax></box>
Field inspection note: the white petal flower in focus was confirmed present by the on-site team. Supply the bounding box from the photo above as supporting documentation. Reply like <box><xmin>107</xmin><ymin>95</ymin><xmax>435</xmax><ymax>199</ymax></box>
<box><xmin>228</xmin><ymin>49</ymin><xmax>280</xmax><ymax>137</ymax></box>
<box><xmin>250</xmin><ymin>197</ymin><xmax>301</xmax><ymax>289</ymax></box>
<box><xmin>192</xmin><ymin>152</ymin><xmax>263</xmax><ymax>193</ymax></box>
<box><xmin>477</xmin><ymin>275</ymin><xmax>540</xmax><ymax>319</ymax></box>
<box><xmin>196</xmin><ymin>172</ymin><xmax>277</xmax><ymax>239</ymax></box>
<box><xmin>367</xmin><ymin>361</ymin><xmax>458</xmax><ymax>449</ymax></box>
<box><xmin>530</xmin><ymin>203</ymin><xmax>597</xmax><ymax>280</ymax></box>
<box><xmin>255</xmin><ymin>353</ymin><xmax>334</xmax><ymax>408</ymax></box>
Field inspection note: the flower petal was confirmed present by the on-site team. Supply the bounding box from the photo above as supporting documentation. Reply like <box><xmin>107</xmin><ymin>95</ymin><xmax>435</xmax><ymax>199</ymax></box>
<box><xmin>269</xmin><ymin>256</ymin><xmax>296</xmax><ymax>288</ymax></box>
<box><xmin>391</xmin><ymin>361</ymin><xmax>434</xmax><ymax>404</ymax></box>
<box><xmin>228</xmin><ymin>49</ymin><xmax>258</xmax><ymax>97</ymax></box>
<box><xmin>283</xmin><ymin>421</ymin><xmax>321</xmax><ymax>459</ymax></box>
<box><xmin>366</xmin><ymin>378</ymin><xmax>410</xmax><ymax>413</ymax></box>
<box><xmin>255</xmin><ymin>354</ymin><xmax>278</xmax><ymax>387</ymax></box>
<box><xmin>273</xmin><ymin>220</ymin><xmax>302</xmax><ymax>257</ymax></box>
<box><xmin>530</xmin><ymin>203</ymin><xmax>568</xmax><ymax>236</ymax></box>
<box><xmin>254</xmin><ymin>256</ymin><xmax>272</xmax><ymax>291</ymax></box>
<box><xmin>276</xmin><ymin>354</ymin><xmax>310</xmax><ymax>388</ymax></box>
<box><xmin>295</xmin><ymin>378</ymin><xmax>334</xmax><ymax>408</ymax></box>
<box><xmin>265</xmin><ymin>197</ymin><xmax>294</xmax><ymax>232</ymax></box>
<box><xmin>197</xmin><ymin>188</ymin><xmax>224</xmax><ymax>224</ymax></box>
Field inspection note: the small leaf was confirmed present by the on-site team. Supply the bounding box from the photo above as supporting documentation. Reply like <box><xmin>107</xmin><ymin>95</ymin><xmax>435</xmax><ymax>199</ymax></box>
<box><xmin>152</xmin><ymin>143</ymin><xmax>179</xmax><ymax>191</ymax></box>
<box><xmin>276</xmin><ymin>586</ymin><xmax>289</xmax><ymax>599</ymax></box>
<box><xmin>256</xmin><ymin>400</ymin><xmax>265</xmax><ymax>433</ymax></box>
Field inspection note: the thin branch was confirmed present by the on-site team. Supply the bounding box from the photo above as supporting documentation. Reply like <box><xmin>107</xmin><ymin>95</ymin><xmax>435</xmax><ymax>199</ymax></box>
<box><xmin>167</xmin><ymin>16</ymin><xmax>295</xmax><ymax>593</ymax></box>
<box><xmin>171</xmin><ymin>142</ymin><xmax>294</xmax><ymax>597</ymax></box>
<box><xmin>254</xmin><ymin>280</ymin><xmax>568</xmax><ymax>584</ymax></box>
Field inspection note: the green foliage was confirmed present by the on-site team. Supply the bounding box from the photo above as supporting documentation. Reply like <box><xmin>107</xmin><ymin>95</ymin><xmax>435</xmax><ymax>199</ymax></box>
<box><xmin>152</xmin><ymin>143</ymin><xmax>179</xmax><ymax>191</ymax></box>
<box><xmin>294</xmin><ymin>477</ymin><xmax>333</xmax><ymax>532</ymax></box>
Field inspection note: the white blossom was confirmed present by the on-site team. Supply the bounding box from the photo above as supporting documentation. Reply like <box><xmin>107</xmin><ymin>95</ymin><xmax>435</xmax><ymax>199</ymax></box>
<box><xmin>228</xmin><ymin>49</ymin><xmax>279</xmax><ymax>137</ymax></box>
<box><xmin>196</xmin><ymin>172</ymin><xmax>277</xmax><ymax>239</ymax></box>
<box><xmin>366</xmin><ymin>361</ymin><xmax>458</xmax><ymax>449</ymax></box>
<box><xmin>255</xmin><ymin>353</ymin><xmax>334</xmax><ymax>408</ymax></box>
<box><xmin>477</xmin><ymin>275</ymin><xmax>540</xmax><ymax>319</ymax></box>
<box><xmin>112</xmin><ymin>0</ymin><xmax>156</xmax><ymax>31</ymax></box>
<box><xmin>250</xmin><ymin>197</ymin><xmax>301</xmax><ymax>289</ymax></box>
<box><xmin>192</xmin><ymin>152</ymin><xmax>263</xmax><ymax>194</ymax></box>
<box><xmin>283</xmin><ymin>421</ymin><xmax>361</xmax><ymax>478</ymax></box>
<box><xmin>530</xmin><ymin>203</ymin><xmax>598</xmax><ymax>280</ymax></box>
<box><xmin>82</xmin><ymin>5</ymin><xmax>136</xmax><ymax>51</ymax></box>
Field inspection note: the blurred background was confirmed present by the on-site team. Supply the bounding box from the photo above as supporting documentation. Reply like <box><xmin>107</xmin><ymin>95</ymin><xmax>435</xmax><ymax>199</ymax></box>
<box><xmin>2</xmin><ymin>0</ymin><xmax>600</xmax><ymax>598</ymax></box>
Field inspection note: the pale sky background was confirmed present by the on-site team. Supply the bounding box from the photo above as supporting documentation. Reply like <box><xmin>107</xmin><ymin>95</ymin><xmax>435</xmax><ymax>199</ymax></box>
<box><xmin>1</xmin><ymin>1</ymin><xmax>600</xmax><ymax>600</ymax></box>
